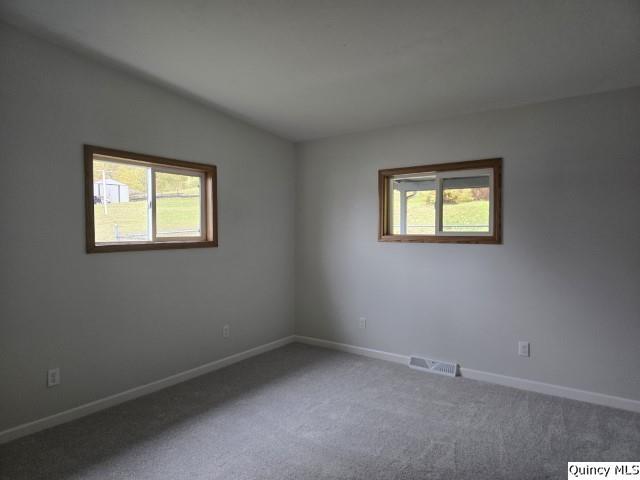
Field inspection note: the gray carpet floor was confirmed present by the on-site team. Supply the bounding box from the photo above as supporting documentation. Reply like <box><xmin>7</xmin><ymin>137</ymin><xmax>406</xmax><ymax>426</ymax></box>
<box><xmin>1</xmin><ymin>343</ymin><xmax>639</xmax><ymax>479</ymax></box>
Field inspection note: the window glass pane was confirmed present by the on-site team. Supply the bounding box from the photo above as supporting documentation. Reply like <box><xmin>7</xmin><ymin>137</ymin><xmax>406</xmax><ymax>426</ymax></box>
<box><xmin>392</xmin><ymin>186</ymin><xmax>401</xmax><ymax>235</ymax></box>
<box><xmin>155</xmin><ymin>171</ymin><xmax>202</xmax><ymax>238</ymax></box>
<box><xmin>93</xmin><ymin>159</ymin><xmax>150</xmax><ymax>243</ymax></box>
<box><xmin>406</xmin><ymin>190</ymin><xmax>436</xmax><ymax>234</ymax></box>
<box><xmin>442</xmin><ymin>176</ymin><xmax>490</xmax><ymax>233</ymax></box>
<box><xmin>390</xmin><ymin>176</ymin><xmax>436</xmax><ymax>235</ymax></box>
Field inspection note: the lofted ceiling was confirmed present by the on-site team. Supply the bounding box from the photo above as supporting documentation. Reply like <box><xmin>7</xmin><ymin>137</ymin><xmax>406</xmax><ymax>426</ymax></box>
<box><xmin>1</xmin><ymin>0</ymin><xmax>639</xmax><ymax>141</ymax></box>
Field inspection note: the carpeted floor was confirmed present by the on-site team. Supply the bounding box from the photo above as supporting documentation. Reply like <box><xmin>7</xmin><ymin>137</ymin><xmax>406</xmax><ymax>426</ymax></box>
<box><xmin>1</xmin><ymin>343</ymin><xmax>639</xmax><ymax>479</ymax></box>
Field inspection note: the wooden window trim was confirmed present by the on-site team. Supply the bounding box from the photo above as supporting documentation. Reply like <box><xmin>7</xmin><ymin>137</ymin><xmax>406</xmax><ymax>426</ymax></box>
<box><xmin>378</xmin><ymin>158</ymin><xmax>502</xmax><ymax>244</ymax></box>
<box><xmin>84</xmin><ymin>145</ymin><xmax>218</xmax><ymax>253</ymax></box>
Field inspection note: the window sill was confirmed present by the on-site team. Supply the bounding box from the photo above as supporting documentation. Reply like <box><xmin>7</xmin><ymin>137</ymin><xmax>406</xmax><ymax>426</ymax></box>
<box><xmin>378</xmin><ymin>234</ymin><xmax>501</xmax><ymax>244</ymax></box>
<box><xmin>87</xmin><ymin>240</ymin><xmax>218</xmax><ymax>253</ymax></box>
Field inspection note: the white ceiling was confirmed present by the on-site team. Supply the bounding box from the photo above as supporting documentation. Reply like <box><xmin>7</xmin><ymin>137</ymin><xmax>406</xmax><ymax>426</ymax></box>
<box><xmin>1</xmin><ymin>0</ymin><xmax>639</xmax><ymax>141</ymax></box>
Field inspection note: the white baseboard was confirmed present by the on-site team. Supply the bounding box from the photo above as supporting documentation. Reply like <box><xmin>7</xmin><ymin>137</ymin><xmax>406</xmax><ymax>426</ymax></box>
<box><xmin>0</xmin><ymin>335</ymin><xmax>296</xmax><ymax>445</ymax></box>
<box><xmin>4</xmin><ymin>334</ymin><xmax>638</xmax><ymax>445</ymax></box>
<box><xmin>458</xmin><ymin>367</ymin><xmax>640</xmax><ymax>413</ymax></box>
<box><xmin>295</xmin><ymin>335</ymin><xmax>410</xmax><ymax>365</ymax></box>
<box><xmin>294</xmin><ymin>335</ymin><xmax>640</xmax><ymax>413</ymax></box>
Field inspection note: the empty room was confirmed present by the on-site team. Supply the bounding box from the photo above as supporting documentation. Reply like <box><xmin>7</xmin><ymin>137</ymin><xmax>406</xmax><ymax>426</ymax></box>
<box><xmin>1</xmin><ymin>1</ymin><xmax>639</xmax><ymax>479</ymax></box>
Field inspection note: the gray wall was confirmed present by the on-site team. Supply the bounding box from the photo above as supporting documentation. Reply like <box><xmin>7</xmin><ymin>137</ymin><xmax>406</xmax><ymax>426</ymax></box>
<box><xmin>0</xmin><ymin>23</ymin><xmax>295</xmax><ymax>431</ymax></box>
<box><xmin>296</xmin><ymin>87</ymin><xmax>640</xmax><ymax>401</ymax></box>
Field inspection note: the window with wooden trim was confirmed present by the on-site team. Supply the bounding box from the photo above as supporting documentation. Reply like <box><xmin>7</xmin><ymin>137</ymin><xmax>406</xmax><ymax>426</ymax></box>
<box><xmin>84</xmin><ymin>145</ymin><xmax>217</xmax><ymax>253</ymax></box>
<box><xmin>379</xmin><ymin>158</ymin><xmax>502</xmax><ymax>244</ymax></box>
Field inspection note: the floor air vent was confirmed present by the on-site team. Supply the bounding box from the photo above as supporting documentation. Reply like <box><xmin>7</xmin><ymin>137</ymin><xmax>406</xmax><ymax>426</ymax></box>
<box><xmin>409</xmin><ymin>356</ymin><xmax>458</xmax><ymax>377</ymax></box>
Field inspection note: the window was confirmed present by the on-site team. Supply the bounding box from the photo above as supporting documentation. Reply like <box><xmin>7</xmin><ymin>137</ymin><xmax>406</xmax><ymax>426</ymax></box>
<box><xmin>84</xmin><ymin>145</ymin><xmax>217</xmax><ymax>253</ymax></box>
<box><xmin>378</xmin><ymin>158</ymin><xmax>502</xmax><ymax>244</ymax></box>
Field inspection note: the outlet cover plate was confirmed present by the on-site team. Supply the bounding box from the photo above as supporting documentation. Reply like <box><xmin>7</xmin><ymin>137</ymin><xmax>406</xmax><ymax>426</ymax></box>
<box><xmin>47</xmin><ymin>368</ymin><xmax>60</xmax><ymax>387</ymax></box>
<box><xmin>518</xmin><ymin>341</ymin><xmax>530</xmax><ymax>357</ymax></box>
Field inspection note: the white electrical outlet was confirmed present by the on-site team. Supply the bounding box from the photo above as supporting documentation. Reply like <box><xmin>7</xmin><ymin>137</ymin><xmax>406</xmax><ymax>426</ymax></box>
<box><xmin>47</xmin><ymin>368</ymin><xmax>60</xmax><ymax>387</ymax></box>
<box><xmin>359</xmin><ymin>317</ymin><xmax>366</xmax><ymax>329</ymax></box>
<box><xmin>518</xmin><ymin>341</ymin><xmax>530</xmax><ymax>357</ymax></box>
<box><xmin>222</xmin><ymin>324</ymin><xmax>230</xmax><ymax>338</ymax></box>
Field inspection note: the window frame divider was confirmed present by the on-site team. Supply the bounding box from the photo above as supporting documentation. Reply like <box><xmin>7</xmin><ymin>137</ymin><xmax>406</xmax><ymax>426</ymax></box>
<box><xmin>148</xmin><ymin>166</ymin><xmax>155</xmax><ymax>242</ymax></box>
